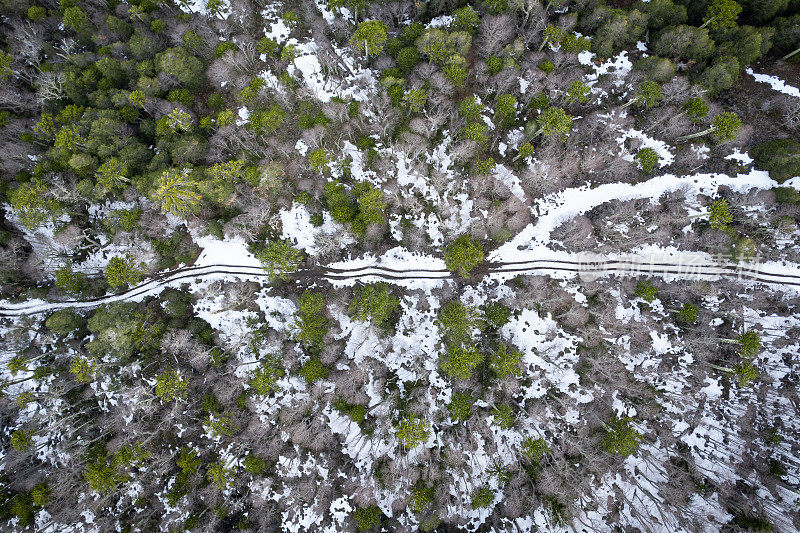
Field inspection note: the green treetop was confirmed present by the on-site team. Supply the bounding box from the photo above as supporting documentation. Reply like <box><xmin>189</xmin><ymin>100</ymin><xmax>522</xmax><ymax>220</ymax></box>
<box><xmin>309</xmin><ymin>148</ymin><xmax>330</xmax><ymax>173</ymax></box>
<box><xmin>676</xmin><ymin>303</ymin><xmax>699</xmax><ymax>325</ymax></box>
<box><xmin>737</xmin><ymin>330</ymin><xmax>761</xmax><ymax>359</ymax></box>
<box><xmin>534</xmin><ymin>106</ymin><xmax>573</xmax><ymax>137</ymax></box>
<box><xmin>206</xmin><ymin>461</ymin><xmax>233</xmax><ymax>490</ymax></box>
<box><xmin>152</xmin><ymin>168</ymin><xmax>202</xmax><ymax>216</ymax></box>
<box><xmin>299</xmin><ymin>357</ymin><xmax>328</xmax><ymax>383</ymax></box>
<box><xmin>709</xmin><ymin>198</ymin><xmax>733</xmax><ymax>230</ymax></box>
<box><xmin>635</xmin><ymin>148</ymin><xmax>660</xmax><ymax>173</ymax></box>
<box><xmin>395</xmin><ymin>416</ymin><xmax>430</xmax><ymax>449</ymax></box>
<box><xmin>447</xmin><ymin>391</ymin><xmax>475</xmax><ymax>423</ymax></box>
<box><xmin>540</xmin><ymin>23</ymin><xmax>565</xmax><ymax>51</ymax></box>
<box><xmin>254</xmin><ymin>240</ymin><xmax>303</xmax><ymax>282</ymax></box>
<box><xmin>601</xmin><ymin>417</ymin><xmax>641</xmax><ymax>457</ymax></box>
<box><xmin>444</xmin><ymin>234</ymin><xmax>485</xmax><ymax>278</ymax></box>
<box><xmin>350</xmin><ymin>20</ymin><xmax>388</xmax><ymax>58</ymax></box>
<box><xmin>520</xmin><ymin>436</ymin><xmax>550</xmax><ymax>463</ymax></box>
<box><xmin>8</xmin><ymin>179</ymin><xmax>62</xmax><ymax>229</ymax></box>
<box><xmin>701</xmin><ymin>0</ymin><xmax>742</xmax><ymax>31</ymax></box>
<box><xmin>353</xmin><ymin>505</ymin><xmax>382</xmax><ymax>531</ymax></box>
<box><xmin>678</xmin><ymin>112</ymin><xmax>741</xmax><ymax>142</ymax></box>
<box><xmin>566</xmin><ymin>80</ymin><xmax>591</xmax><ymax>103</ymax></box>
<box><xmin>293</xmin><ymin>291</ymin><xmax>329</xmax><ymax>352</ymax></box>
<box><xmin>494</xmin><ymin>94</ymin><xmax>517</xmax><ymax>129</ymax></box>
<box><xmin>683</xmin><ymin>97</ymin><xmax>710</xmax><ymax>123</ymax></box>
<box><xmin>349</xmin><ymin>283</ymin><xmax>399</xmax><ymax>327</ymax></box>
<box><xmin>156</xmin><ymin>47</ymin><xmax>204</xmax><ymax>89</ymax></box>
<box><xmin>249</xmin><ymin>354</ymin><xmax>284</xmax><ymax>395</ymax></box>
<box><xmin>452</xmin><ymin>5</ymin><xmax>480</xmax><ymax>33</ymax></box>
<box><xmin>471</xmin><ymin>486</ymin><xmax>495</xmax><ymax>509</ymax></box>
<box><xmin>440</xmin><ymin>344</ymin><xmax>484</xmax><ymax>380</ymax></box>
<box><xmin>624</xmin><ymin>80</ymin><xmax>663</xmax><ymax>109</ymax></box>
<box><xmin>95</xmin><ymin>157</ymin><xmax>129</xmax><ymax>194</ymax></box>
<box><xmin>436</xmin><ymin>300</ymin><xmax>482</xmax><ymax>345</ymax></box>
<box><xmin>489</xmin><ymin>343</ymin><xmax>523</xmax><ymax>378</ymax></box>
<box><xmin>154</xmin><ymin>369</ymin><xmax>188</xmax><ymax>402</ymax></box>
<box><xmin>634</xmin><ymin>280</ymin><xmax>658</xmax><ymax>302</ymax></box>
<box><xmin>458</xmin><ymin>96</ymin><xmax>485</xmax><ymax>121</ymax></box>
<box><xmin>0</xmin><ymin>50</ymin><xmax>12</xmax><ymax>81</ymax></box>
<box><xmin>105</xmin><ymin>255</ymin><xmax>144</xmax><ymax>289</ymax></box>
<box><xmin>354</xmin><ymin>182</ymin><xmax>387</xmax><ymax>231</ymax></box>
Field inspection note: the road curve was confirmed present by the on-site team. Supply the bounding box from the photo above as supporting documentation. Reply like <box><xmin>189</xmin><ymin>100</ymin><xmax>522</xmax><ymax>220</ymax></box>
<box><xmin>1</xmin><ymin>256</ymin><xmax>799</xmax><ymax>317</ymax></box>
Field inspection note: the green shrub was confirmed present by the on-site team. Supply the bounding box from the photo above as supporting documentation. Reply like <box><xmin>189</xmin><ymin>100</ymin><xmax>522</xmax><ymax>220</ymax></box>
<box><xmin>254</xmin><ymin>240</ymin><xmax>303</xmax><ymax>282</ymax></box>
<box><xmin>447</xmin><ymin>391</ymin><xmax>475</xmax><ymax>422</ymax></box>
<box><xmin>299</xmin><ymin>357</ymin><xmax>328</xmax><ymax>383</ymax></box>
<box><xmin>520</xmin><ymin>436</ymin><xmax>550</xmax><ymax>463</ymax></box>
<box><xmin>635</xmin><ymin>147</ymin><xmax>660</xmax><ymax>173</ymax></box>
<box><xmin>440</xmin><ymin>345</ymin><xmax>484</xmax><ymax>380</ymax></box>
<box><xmin>105</xmin><ymin>255</ymin><xmax>144</xmax><ymax>289</ymax></box>
<box><xmin>752</xmin><ymin>139</ymin><xmax>800</xmax><ymax>183</ymax></box>
<box><xmin>444</xmin><ymin>235</ymin><xmax>484</xmax><ymax>278</ymax></box>
<box><xmin>489</xmin><ymin>344</ymin><xmax>522</xmax><ymax>378</ymax></box>
<box><xmin>46</xmin><ymin>308</ymin><xmax>83</xmax><ymax>335</ymax></box>
<box><xmin>470</xmin><ymin>485</ymin><xmax>495</xmax><ymax>509</ymax></box>
<box><xmin>353</xmin><ymin>505</ymin><xmax>381</xmax><ymax>531</ymax></box>
<box><xmin>243</xmin><ymin>454</ymin><xmax>270</xmax><ymax>476</ymax></box>
<box><xmin>395</xmin><ymin>416</ymin><xmax>430</xmax><ymax>449</ymax></box>
<box><xmin>699</xmin><ymin>55</ymin><xmax>740</xmax><ymax>96</ymax></box>
<box><xmin>676</xmin><ymin>303</ymin><xmax>699</xmax><ymax>325</ymax></box>
<box><xmin>349</xmin><ymin>283</ymin><xmax>399</xmax><ymax>327</ymax></box>
<box><xmin>634</xmin><ymin>80</ymin><xmax>663</xmax><ymax>108</ymax></box>
<box><xmin>711</xmin><ymin>112</ymin><xmax>743</xmax><ymax>143</ymax></box>
<box><xmin>436</xmin><ymin>300</ymin><xmax>482</xmax><ymax>345</ymax></box>
<box><xmin>601</xmin><ymin>417</ymin><xmax>641</xmax><ymax>457</ymax></box>
<box><xmin>634</xmin><ymin>280</ymin><xmax>658</xmax><ymax>302</ymax></box>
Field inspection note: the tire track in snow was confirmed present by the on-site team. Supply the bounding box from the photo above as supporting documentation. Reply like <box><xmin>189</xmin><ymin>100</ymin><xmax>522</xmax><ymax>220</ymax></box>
<box><xmin>2</xmin><ymin>257</ymin><xmax>800</xmax><ymax>316</ymax></box>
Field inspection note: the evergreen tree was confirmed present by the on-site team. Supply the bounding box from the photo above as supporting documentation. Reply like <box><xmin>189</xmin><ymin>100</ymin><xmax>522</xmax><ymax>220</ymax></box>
<box><xmin>444</xmin><ymin>235</ymin><xmax>485</xmax><ymax>278</ymax></box>
<box><xmin>350</xmin><ymin>20</ymin><xmax>388</xmax><ymax>58</ymax></box>
<box><xmin>152</xmin><ymin>168</ymin><xmax>202</xmax><ymax>216</ymax></box>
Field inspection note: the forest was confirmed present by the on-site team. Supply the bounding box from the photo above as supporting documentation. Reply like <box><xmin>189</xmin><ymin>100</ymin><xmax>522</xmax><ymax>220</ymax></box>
<box><xmin>1</xmin><ymin>0</ymin><xmax>800</xmax><ymax>531</ymax></box>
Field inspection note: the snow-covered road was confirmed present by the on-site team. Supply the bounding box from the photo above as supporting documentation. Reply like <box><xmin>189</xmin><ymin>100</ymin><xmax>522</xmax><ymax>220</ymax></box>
<box><xmin>1</xmin><ymin>251</ymin><xmax>799</xmax><ymax>316</ymax></box>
